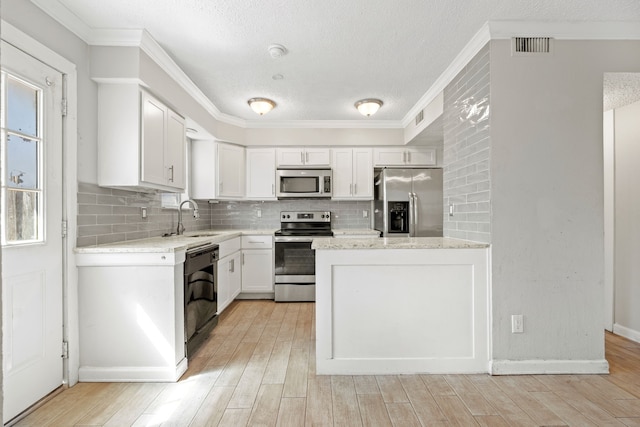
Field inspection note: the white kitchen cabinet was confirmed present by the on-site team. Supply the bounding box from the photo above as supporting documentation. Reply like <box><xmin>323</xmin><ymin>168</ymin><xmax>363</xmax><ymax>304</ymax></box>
<box><xmin>332</xmin><ymin>148</ymin><xmax>373</xmax><ymax>200</ymax></box>
<box><xmin>246</xmin><ymin>148</ymin><xmax>276</xmax><ymax>200</ymax></box>
<box><xmin>276</xmin><ymin>147</ymin><xmax>331</xmax><ymax>167</ymax></box>
<box><xmin>373</xmin><ymin>147</ymin><xmax>436</xmax><ymax>167</ymax></box>
<box><xmin>218</xmin><ymin>251</ymin><xmax>241</xmax><ymax>313</ymax></box>
<box><xmin>191</xmin><ymin>141</ymin><xmax>245</xmax><ymax>199</ymax></box>
<box><xmin>97</xmin><ymin>83</ymin><xmax>186</xmax><ymax>192</ymax></box>
<box><xmin>241</xmin><ymin>235</ymin><xmax>274</xmax><ymax>293</ymax></box>
<box><xmin>75</xmin><ymin>251</ymin><xmax>187</xmax><ymax>382</ymax></box>
<box><xmin>218</xmin><ymin>237</ymin><xmax>242</xmax><ymax>313</ymax></box>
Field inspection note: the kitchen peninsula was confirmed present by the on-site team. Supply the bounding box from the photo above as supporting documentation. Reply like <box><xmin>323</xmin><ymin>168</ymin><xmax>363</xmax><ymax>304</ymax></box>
<box><xmin>313</xmin><ymin>237</ymin><xmax>490</xmax><ymax>374</ymax></box>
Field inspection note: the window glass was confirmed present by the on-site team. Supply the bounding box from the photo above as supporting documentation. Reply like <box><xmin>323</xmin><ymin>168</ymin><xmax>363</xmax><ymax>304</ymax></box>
<box><xmin>6</xmin><ymin>134</ymin><xmax>38</xmax><ymax>189</ymax></box>
<box><xmin>7</xmin><ymin>77</ymin><xmax>38</xmax><ymax>137</ymax></box>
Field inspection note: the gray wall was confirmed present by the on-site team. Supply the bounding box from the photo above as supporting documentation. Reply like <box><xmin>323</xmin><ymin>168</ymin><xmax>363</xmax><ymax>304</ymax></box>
<box><xmin>443</xmin><ymin>44</ymin><xmax>491</xmax><ymax>243</ymax></box>
<box><xmin>614</xmin><ymin>100</ymin><xmax>640</xmax><ymax>336</ymax></box>
<box><xmin>490</xmin><ymin>39</ymin><xmax>640</xmax><ymax>362</ymax></box>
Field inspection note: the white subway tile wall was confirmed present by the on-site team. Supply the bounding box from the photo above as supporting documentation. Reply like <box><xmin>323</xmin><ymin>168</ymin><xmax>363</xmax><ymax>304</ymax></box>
<box><xmin>443</xmin><ymin>44</ymin><xmax>491</xmax><ymax>243</ymax></box>
<box><xmin>76</xmin><ymin>182</ymin><xmax>372</xmax><ymax>247</ymax></box>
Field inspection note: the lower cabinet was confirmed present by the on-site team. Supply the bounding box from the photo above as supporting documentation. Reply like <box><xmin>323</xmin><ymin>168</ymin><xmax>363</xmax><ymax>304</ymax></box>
<box><xmin>218</xmin><ymin>251</ymin><xmax>241</xmax><ymax>313</ymax></box>
<box><xmin>218</xmin><ymin>237</ymin><xmax>242</xmax><ymax>314</ymax></box>
<box><xmin>76</xmin><ymin>251</ymin><xmax>187</xmax><ymax>382</ymax></box>
<box><xmin>241</xmin><ymin>235</ymin><xmax>274</xmax><ymax>293</ymax></box>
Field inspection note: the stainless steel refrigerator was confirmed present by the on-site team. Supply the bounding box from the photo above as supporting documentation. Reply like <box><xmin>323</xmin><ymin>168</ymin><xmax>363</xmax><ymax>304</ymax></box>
<box><xmin>373</xmin><ymin>168</ymin><xmax>443</xmax><ymax>237</ymax></box>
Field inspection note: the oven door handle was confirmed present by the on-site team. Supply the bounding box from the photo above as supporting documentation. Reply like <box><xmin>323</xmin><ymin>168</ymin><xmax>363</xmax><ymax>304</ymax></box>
<box><xmin>274</xmin><ymin>237</ymin><xmax>315</xmax><ymax>243</ymax></box>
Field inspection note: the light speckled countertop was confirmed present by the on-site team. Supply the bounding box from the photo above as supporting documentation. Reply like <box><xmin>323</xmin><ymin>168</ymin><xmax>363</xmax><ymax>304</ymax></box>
<box><xmin>312</xmin><ymin>237</ymin><xmax>489</xmax><ymax>250</ymax></box>
<box><xmin>74</xmin><ymin>229</ymin><xmax>277</xmax><ymax>254</ymax></box>
<box><xmin>331</xmin><ymin>229</ymin><xmax>380</xmax><ymax>236</ymax></box>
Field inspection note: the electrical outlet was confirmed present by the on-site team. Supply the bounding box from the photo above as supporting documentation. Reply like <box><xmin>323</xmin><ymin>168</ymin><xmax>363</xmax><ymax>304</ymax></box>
<box><xmin>449</xmin><ymin>204</ymin><xmax>454</xmax><ymax>217</ymax></box>
<box><xmin>511</xmin><ymin>314</ymin><xmax>524</xmax><ymax>333</ymax></box>
<box><xmin>141</xmin><ymin>207</ymin><xmax>148</xmax><ymax>219</ymax></box>
<box><xmin>257</xmin><ymin>209</ymin><xmax>262</xmax><ymax>218</ymax></box>
<box><xmin>363</xmin><ymin>210</ymin><xmax>368</xmax><ymax>218</ymax></box>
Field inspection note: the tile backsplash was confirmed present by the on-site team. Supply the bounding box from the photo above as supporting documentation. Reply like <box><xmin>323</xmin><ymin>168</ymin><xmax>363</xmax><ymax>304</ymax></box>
<box><xmin>77</xmin><ymin>182</ymin><xmax>373</xmax><ymax>247</ymax></box>
<box><xmin>442</xmin><ymin>43</ymin><xmax>491</xmax><ymax>244</ymax></box>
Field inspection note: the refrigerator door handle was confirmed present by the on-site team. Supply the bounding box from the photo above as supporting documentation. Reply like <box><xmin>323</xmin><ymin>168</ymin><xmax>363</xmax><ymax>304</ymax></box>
<box><xmin>408</xmin><ymin>192</ymin><xmax>414</xmax><ymax>236</ymax></box>
<box><xmin>413</xmin><ymin>192</ymin><xmax>419</xmax><ymax>237</ymax></box>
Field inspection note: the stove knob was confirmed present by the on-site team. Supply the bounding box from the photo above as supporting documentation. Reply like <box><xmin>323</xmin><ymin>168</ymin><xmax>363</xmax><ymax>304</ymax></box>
<box><xmin>286</xmin><ymin>215</ymin><xmax>290</xmax><ymax>219</ymax></box>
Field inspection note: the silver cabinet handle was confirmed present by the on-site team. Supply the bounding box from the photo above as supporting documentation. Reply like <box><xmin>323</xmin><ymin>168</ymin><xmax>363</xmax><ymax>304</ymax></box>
<box><xmin>407</xmin><ymin>151</ymin><xmax>411</xmax><ymax>164</ymax></box>
<box><xmin>229</xmin><ymin>258</ymin><xmax>234</xmax><ymax>273</ymax></box>
<box><xmin>403</xmin><ymin>151</ymin><xmax>407</xmax><ymax>163</ymax></box>
<box><xmin>300</xmin><ymin>152</ymin><xmax>304</xmax><ymax>164</ymax></box>
<box><xmin>168</xmin><ymin>165</ymin><xmax>174</xmax><ymax>182</ymax></box>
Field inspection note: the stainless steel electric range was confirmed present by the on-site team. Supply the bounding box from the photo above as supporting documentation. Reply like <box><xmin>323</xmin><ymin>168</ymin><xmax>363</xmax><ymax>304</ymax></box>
<box><xmin>274</xmin><ymin>211</ymin><xmax>332</xmax><ymax>302</ymax></box>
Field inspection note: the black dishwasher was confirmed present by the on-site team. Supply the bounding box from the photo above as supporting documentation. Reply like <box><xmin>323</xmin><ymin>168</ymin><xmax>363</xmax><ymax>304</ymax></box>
<box><xmin>184</xmin><ymin>243</ymin><xmax>219</xmax><ymax>357</ymax></box>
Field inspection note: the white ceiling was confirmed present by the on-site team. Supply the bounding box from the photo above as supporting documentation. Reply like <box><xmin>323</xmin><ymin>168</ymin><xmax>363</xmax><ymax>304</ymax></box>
<box><xmin>31</xmin><ymin>0</ymin><xmax>640</xmax><ymax>125</ymax></box>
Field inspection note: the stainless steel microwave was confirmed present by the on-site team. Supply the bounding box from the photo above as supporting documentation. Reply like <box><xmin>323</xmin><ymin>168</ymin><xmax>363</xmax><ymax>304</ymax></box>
<box><xmin>276</xmin><ymin>169</ymin><xmax>332</xmax><ymax>198</ymax></box>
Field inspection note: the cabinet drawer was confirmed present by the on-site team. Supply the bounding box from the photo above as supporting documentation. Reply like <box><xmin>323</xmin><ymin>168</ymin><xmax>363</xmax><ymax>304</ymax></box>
<box><xmin>219</xmin><ymin>237</ymin><xmax>241</xmax><ymax>258</ymax></box>
<box><xmin>241</xmin><ymin>235</ymin><xmax>273</xmax><ymax>249</ymax></box>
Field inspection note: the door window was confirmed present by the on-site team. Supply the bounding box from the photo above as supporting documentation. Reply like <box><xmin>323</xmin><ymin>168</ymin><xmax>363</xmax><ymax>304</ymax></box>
<box><xmin>1</xmin><ymin>72</ymin><xmax>44</xmax><ymax>245</ymax></box>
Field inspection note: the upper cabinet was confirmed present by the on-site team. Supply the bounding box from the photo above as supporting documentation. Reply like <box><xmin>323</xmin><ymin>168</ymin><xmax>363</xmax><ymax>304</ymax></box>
<box><xmin>246</xmin><ymin>148</ymin><xmax>276</xmax><ymax>200</ymax></box>
<box><xmin>191</xmin><ymin>141</ymin><xmax>245</xmax><ymax>200</ymax></box>
<box><xmin>97</xmin><ymin>84</ymin><xmax>186</xmax><ymax>192</ymax></box>
<box><xmin>373</xmin><ymin>147</ymin><xmax>436</xmax><ymax>167</ymax></box>
<box><xmin>276</xmin><ymin>147</ymin><xmax>331</xmax><ymax>167</ymax></box>
<box><xmin>332</xmin><ymin>148</ymin><xmax>373</xmax><ymax>200</ymax></box>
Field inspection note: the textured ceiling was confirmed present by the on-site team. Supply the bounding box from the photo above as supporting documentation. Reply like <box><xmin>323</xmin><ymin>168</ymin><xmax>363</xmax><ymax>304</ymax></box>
<box><xmin>40</xmin><ymin>0</ymin><xmax>640</xmax><ymax>122</ymax></box>
<box><xmin>604</xmin><ymin>73</ymin><xmax>640</xmax><ymax>111</ymax></box>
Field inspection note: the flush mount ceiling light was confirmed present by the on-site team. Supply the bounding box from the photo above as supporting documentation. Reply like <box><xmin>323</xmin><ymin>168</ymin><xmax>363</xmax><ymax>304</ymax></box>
<box><xmin>355</xmin><ymin>99</ymin><xmax>383</xmax><ymax>117</ymax></box>
<box><xmin>268</xmin><ymin>44</ymin><xmax>287</xmax><ymax>58</ymax></box>
<box><xmin>248</xmin><ymin>98</ymin><xmax>276</xmax><ymax>115</ymax></box>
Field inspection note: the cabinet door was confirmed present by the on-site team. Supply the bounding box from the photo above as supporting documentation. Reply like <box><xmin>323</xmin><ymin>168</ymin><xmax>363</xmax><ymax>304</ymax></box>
<box><xmin>218</xmin><ymin>143</ymin><xmax>245</xmax><ymax>198</ymax></box>
<box><xmin>217</xmin><ymin>255</ymin><xmax>231</xmax><ymax>313</ymax></box>
<box><xmin>246</xmin><ymin>148</ymin><xmax>276</xmax><ymax>199</ymax></box>
<box><xmin>229</xmin><ymin>251</ymin><xmax>242</xmax><ymax>300</ymax></box>
<box><xmin>241</xmin><ymin>249</ymin><xmax>274</xmax><ymax>292</ymax></box>
<box><xmin>166</xmin><ymin>110</ymin><xmax>186</xmax><ymax>190</ymax></box>
<box><xmin>406</xmin><ymin>148</ymin><xmax>436</xmax><ymax>166</ymax></box>
<box><xmin>276</xmin><ymin>148</ymin><xmax>305</xmax><ymax>166</ymax></box>
<box><xmin>373</xmin><ymin>148</ymin><xmax>406</xmax><ymax>166</ymax></box>
<box><xmin>352</xmin><ymin>148</ymin><xmax>373</xmax><ymax>199</ymax></box>
<box><xmin>304</xmin><ymin>148</ymin><xmax>331</xmax><ymax>166</ymax></box>
<box><xmin>190</xmin><ymin>140</ymin><xmax>217</xmax><ymax>199</ymax></box>
<box><xmin>331</xmin><ymin>149</ymin><xmax>354</xmax><ymax>199</ymax></box>
<box><xmin>141</xmin><ymin>92</ymin><xmax>167</xmax><ymax>185</ymax></box>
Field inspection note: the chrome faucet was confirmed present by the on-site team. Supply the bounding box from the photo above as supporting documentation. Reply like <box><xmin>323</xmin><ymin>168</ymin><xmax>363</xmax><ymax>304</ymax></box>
<box><xmin>177</xmin><ymin>199</ymin><xmax>200</xmax><ymax>235</ymax></box>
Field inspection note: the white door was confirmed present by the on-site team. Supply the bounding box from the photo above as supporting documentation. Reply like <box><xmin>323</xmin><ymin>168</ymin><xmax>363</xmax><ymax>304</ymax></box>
<box><xmin>1</xmin><ymin>41</ymin><xmax>64</xmax><ymax>422</ymax></box>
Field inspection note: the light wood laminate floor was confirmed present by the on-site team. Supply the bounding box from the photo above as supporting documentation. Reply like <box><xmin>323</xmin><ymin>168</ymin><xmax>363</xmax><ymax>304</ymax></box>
<box><xmin>13</xmin><ymin>300</ymin><xmax>640</xmax><ymax>426</ymax></box>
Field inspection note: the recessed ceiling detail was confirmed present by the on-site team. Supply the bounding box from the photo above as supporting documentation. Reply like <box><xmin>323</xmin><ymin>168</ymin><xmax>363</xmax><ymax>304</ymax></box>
<box><xmin>29</xmin><ymin>0</ymin><xmax>640</xmax><ymax>125</ymax></box>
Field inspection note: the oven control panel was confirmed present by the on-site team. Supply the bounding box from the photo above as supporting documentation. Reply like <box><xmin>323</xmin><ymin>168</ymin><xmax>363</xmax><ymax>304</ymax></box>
<box><xmin>281</xmin><ymin>211</ymin><xmax>331</xmax><ymax>222</ymax></box>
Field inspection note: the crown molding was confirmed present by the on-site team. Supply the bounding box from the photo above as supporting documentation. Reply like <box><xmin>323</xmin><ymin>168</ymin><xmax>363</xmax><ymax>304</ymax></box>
<box><xmin>401</xmin><ymin>23</ymin><xmax>491</xmax><ymax>128</ymax></box>
<box><xmin>488</xmin><ymin>20</ymin><xmax>640</xmax><ymax>40</ymax></box>
<box><xmin>244</xmin><ymin>119</ymin><xmax>404</xmax><ymax>129</ymax></box>
<box><xmin>401</xmin><ymin>20</ymin><xmax>640</xmax><ymax>128</ymax></box>
<box><xmin>28</xmin><ymin>0</ymin><xmax>640</xmax><ymax>131</ymax></box>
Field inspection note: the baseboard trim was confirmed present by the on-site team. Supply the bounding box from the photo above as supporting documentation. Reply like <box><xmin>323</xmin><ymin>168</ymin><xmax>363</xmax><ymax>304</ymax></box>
<box><xmin>490</xmin><ymin>359</ymin><xmax>609</xmax><ymax>375</ymax></box>
<box><xmin>613</xmin><ymin>323</ymin><xmax>640</xmax><ymax>344</ymax></box>
<box><xmin>78</xmin><ymin>358</ymin><xmax>188</xmax><ymax>382</ymax></box>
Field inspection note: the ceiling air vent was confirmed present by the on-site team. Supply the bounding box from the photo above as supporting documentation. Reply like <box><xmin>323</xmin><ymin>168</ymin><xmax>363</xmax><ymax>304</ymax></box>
<box><xmin>512</xmin><ymin>37</ymin><xmax>553</xmax><ymax>56</ymax></box>
<box><xmin>415</xmin><ymin>110</ymin><xmax>424</xmax><ymax>126</ymax></box>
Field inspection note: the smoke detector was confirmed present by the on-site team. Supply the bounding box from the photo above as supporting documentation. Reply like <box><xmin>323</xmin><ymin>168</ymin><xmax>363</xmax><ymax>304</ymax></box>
<box><xmin>268</xmin><ymin>44</ymin><xmax>287</xmax><ymax>58</ymax></box>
